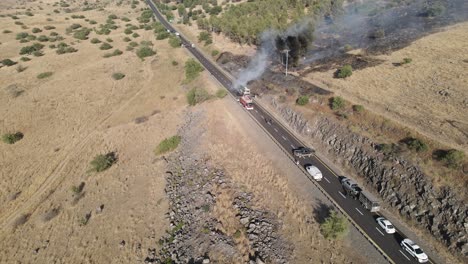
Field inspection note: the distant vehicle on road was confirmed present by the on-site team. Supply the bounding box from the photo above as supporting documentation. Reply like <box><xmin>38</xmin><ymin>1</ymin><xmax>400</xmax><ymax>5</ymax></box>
<box><xmin>293</xmin><ymin>147</ymin><xmax>314</xmax><ymax>158</ymax></box>
<box><xmin>400</xmin><ymin>238</ymin><xmax>428</xmax><ymax>263</ymax></box>
<box><xmin>341</xmin><ymin>177</ymin><xmax>380</xmax><ymax>212</ymax></box>
<box><xmin>376</xmin><ymin>217</ymin><xmax>396</xmax><ymax>234</ymax></box>
<box><xmin>305</xmin><ymin>165</ymin><xmax>322</xmax><ymax>181</ymax></box>
<box><xmin>175</xmin><ymin>32</ymin><xmax>180</xmax><ymax>36</ymax></box>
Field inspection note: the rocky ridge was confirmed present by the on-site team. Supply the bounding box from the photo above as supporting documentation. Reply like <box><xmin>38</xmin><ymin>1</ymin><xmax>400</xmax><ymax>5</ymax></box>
<box><xmin>266</xmin><ymin>97</ymin><xmax>467</xmax><ymax>260</ymax></box>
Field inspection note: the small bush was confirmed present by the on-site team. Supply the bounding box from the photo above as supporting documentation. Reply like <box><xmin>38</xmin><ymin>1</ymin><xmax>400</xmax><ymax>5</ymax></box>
<box><xmin>37</xmin><ymin>35</ymin><xmax>49</xmax><ymax>42</ymax></box>
<box><xmin>3</xmin><ymin>29</ymin><xmax>12</xmax><ymax>34</ymax></box>
<box><xmin>90</xmin><ymin>152</ymin><xmax>117</xmax><ymax>172</ymax></box>
<box><xmin>439</xmin><ymin>149</ymin><xmax>465</xmax><ymax>169</ymax></box>
<box><xmin>320</xmin><ymin>210</ymin><xmax>348</xmax><ymax>240</ymax></box>
<box><xmin>89</xmin><ymin>20</ymin><xmax>97</xmax><ymax>25</ymax></box>
<box><xmin>184</xmin><ymin>59</ymin><xmax>204</xmax><ymax>82</ymax></box>
<box><xmin>136</xmin><ymin>46</ymin><xmax>156</xmax><ymax>60</ymax></box>
<box><xmin>123</xmin><ymin>37</ymin><xmax>131</xmax><ymax>42</ymax></box>
<box><xmin>168</xmin><ymin>36</ymin><xmax>181</xmax><ymax>47</ymax></box>
<box><xmin>90</xmin><ymin>38</ymin><xmax>101</xmax><ymax>44</ymax></box>
<box><xmin>108</xmin><ymin>14</ymin><xmax>118</xmax><ymax>20</ymax></box>
<box><xmin>187</xmin><ymin>87</ymin><xmax>210</xmax><ymax>106</ymax></box>
<box><xmin>129</xmin><ymin>41</ymin><xmax>138</xmax><ymax>47</ymax></box>
<box><xmin>106</xmin><ymin>38</ymin><xmax>113</xmax><ymax>42</ymax></box>
<box><xmin>155</xmin><ymin>135</ymin><xmax>181</xmax><ymax>155</ymax></box>
<box><xmin>404</xmin><ymin>138</ymin><xmax>428</xmax><ymax>152</ymax></box>
<box><xmin>37</xmin><ymin>72</ymin><xmax>53</xmax><ymax>79</ymax></box>
<box><xmin>16</xmin><ymin>32</ymin><xmax>29</xmax><ymax>40</ymax></box>
<box><xmin>296</xmin><ymin>95</ymin><xmax>309</xmax><ymax>106</ymax></box>
<box><xmin>132</xmin><ymin>32</ymin><xmax>140</xmax><ymax>38</ymax></box>
<box><xmin>424</xmin><ymin>2</ymin><xmax>446</xmax><ymax>17</ymax></box>
<box><xmin>33</xmin><ymin>50</ymin><xmax>44</xmax><ymax>57</ymax></box>
<box><xmin>216</xmin><ymin>89</ymin><xmax>228</xmax><ymax>98</ymax></box>
<box><xmin>330</xmin><ymin>96</ymin><xmax>345</xmax><ymax>110</ymax></box>
<box><xmin>112</xmin><ymin>72</ymin><xmax>125</xmax><ymax>80</ymax></box>
<box><xmin>73</xmin><ymin>28</ymin><xmax>91</xmax><ymax>40</ymax></box>
<box><xmin>20</xmin><ymin>57</ymin><xmax>31</xmax><ymax>62</ymax></box>
<box><xmin>336</xmin><ymin>65</ymin><xmax>352</xmax><ymax>78</ymax></box>
<box><xmin>32</xmin><ymin>27</ymin><xmax>42</xmax><ymax>33</ymax></box>
<box><xmin>104</xmin><ymin>49</ymin><xmax>123</xmax><ymax>58</ymax></box>
<box><xmin>99</xmin><ymin>42</ymin><xmax>113</xmax><ymax>50</ymax></box>
<box><xmin>211</xmin><ymin>50</ymin><xmax>219</xmax><ymax>57</ymax></box>
<box><xmin>16</xmin><ymin>65</ymin><xmax>27</xmax><ymax>72</ymax></box>
<box><xmin>353</xmin><ymin>105</ymin><xmax>364</xmax><ymax>113</ymax></box>
<box><xmin>378</xmin><ymin>143</ymin><xmax>401</xmax><ymax>155</ymax></box>
<box><xmin>2</xmin><ymin>132</ymin><xmax>24</xmax><ymax>144</ymax></box>
<box><xmin>44</xmin><ymin>25</ymin><xmax>55</xmax><ymax>30</ymax></box>
<box><xmin>124</xmin><ymin>28</ymin><xmax>133</xmax><ymax>35</ymax></box>
<box><xmin>56</xmin><ymin>44</ymin><xmax>78</xmax><ymax>55</ymax></box>
<box><xmin>156</xmin><ymin>31</ymin><xmax>169</xmax><ymax>40</ymax></box>
<box><xmin>171</xmin><ymin>60</ymin><xmax>178</xmax><ymax>66</ymax></box>
<box><xmin>402</xmin><ymin>58</ymin><xmax>412</xmax><ymax>64</ymax></box>
<box><xmin>1</xmin><ymin>59</ymin><xmax>17</xmax><ymax>66</ymax></box>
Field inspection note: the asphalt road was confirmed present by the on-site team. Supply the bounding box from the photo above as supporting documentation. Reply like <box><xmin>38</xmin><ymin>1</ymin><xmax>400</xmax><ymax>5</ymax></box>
<box><xmin>146</xmin><ymin>1</ymin><xmax>435</xmax><ymax>263</ymax></box>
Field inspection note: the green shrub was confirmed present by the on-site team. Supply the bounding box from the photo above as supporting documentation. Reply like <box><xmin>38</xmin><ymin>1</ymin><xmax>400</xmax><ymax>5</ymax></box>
<box><xmin>89</xmin><ymin>20</ymin><xmax>97</xmax><ymax>25</ymax></box>
<box><xmin>33</xmin><ymin>50</ymin><xmax>44</xmax><ymax>57</ymax></box>
<box><xmin>103</xmin><ymin>49</ymin><xmax>123</xmax><ymax>58</ymax></box>
<box><xmin>330</xmin><ymin>96</ymin><xmax>345</xmax><ymax>110</ymax></box>
<box><xmin>3</xmin><ymin>29</ymin><xmax>12</xmax><ymax>34</ymax></box>
<box><xmin>296</xmin><ymin>95</ymin><xmax>309</xmax><ymax>106</ymax></box>
<box><xmin>156</xmin><ymin>31</ymin><xmax>169</xmax><ymax>40</ymax></box>
<box><xmin>90</xmin><ymin>152</ymin><xmax>117</xmax><ymax>172</ymax></box>
<box><xmin>132</xmin><ymin>32</ymin><xmax>140</xmax><ymax>38</ymax></box>
<box><xmin>73</xmin><ymin>28</ymin><xmax>91</xmax><ymax>40</ymax></box>
<box><xmin>402</xmin><ymin>58</ymin><xmax>412</xmax><ymax>64</ymax></box>
<box><xmin>90</xmin><ymin>38</ymin><xmax>101</xmax><ymax>44</ymax></box>
<box><xmin>171</xmin><ymin>60</ymin><xmax>178</xmax><ymax>66</ymax></box>
<box><xmin>44</xmin><ymin>25</ymin><xmax>56</xmax><ymax>30</ymax></box>
<box><xmin>337</xmin><ymin>65</ymin><xmax>352</xmax><ymax>78</ymax></box>
<box><xmin>136</xmin><ymin>46</ymin><xmax>156</xmax><ymax>60</ymax></box>
<box><xmin>106</xmin><ymin>38</ymin><xmax>113</xmax><ymax>42</ymax></box>
<box><xmin>405</xmin><ymin>138</ymin><xmax>428</xmax><ymax>152</ymax></box>
<box><xmin>129</xmin><ymin>41</ymin><xmax>138</xmax><ymax>47</ymax></box>
<box><xmin>121</xmin><ymin>17</ymin><xmax>131</xmax><ymax>22</ymax></box>
<box><xmin>19</xmin><ymin>43</ymin><xmax>44</xmax><ymax>55</ymax></box>
<box><xmin>440</xmin><ymin>149</ymin><xmax>465</xmax><ymax>169</ymax></box>
<box><xmin>216</xmin><ymin>89</ymin><xmax>228</xmax><ymax>98</ymax></box>
<box><xmin>320</xmin><ymin>210</ymin><xmax>348</xmax><ymax>240</ymax></box>
<box><xmin>353</xmin><ymin>105</ymin><xmax>364</xmax><ymax>113</ymax></box>
<box><xmin>1</xmin><ymin>59</ymin><xmax>17</xmax><ymax>66</ymax></box>
<box><xmin>56</xmin><ymin>44</ymin><xmax>78</xmax><ymax>55</ymax></box>
<box><xmin>32</xmin><ymin>27</ymin><xmax>42</xmax><ymax>33</ymax></box>
<box><xmin>124</xmin><ymin>28</ymin><xmax>133</xmax><ymax>35</ymax></box>
<box><xmin>99</xmin><ymin>42</ymin><xmax>113</xmax><ymax>50</ymax></box>
<box><xmin>37</xmin><ymin>35</ymin><xmax>49</xmax><ymax>42</ymax></box>
<box><xmin>16</xmin><ymin>32</ymin><xmax>29</xmax><ymax>40</ymax></box>
<box><xmin>108</xmin><ymin>14</ymin><xmax>118</xmax><ymax>20</ymax></box>
<box><xmin>2</xmin><ymin>132</ymin><xmax>24</xmax><ymax>144</ymax></box>
<box><xmin>140</xmin><ymin>40</ymin><xmax>153</xmax><ymax>46</ymax></box>
<box><xmin>16</xmin><ymin>65</ymin><xmax>27</xmax><ymax>72</ymax></box>
<box><xmin>184</xmin><ymin>59</ymin><xmax>204</xmax><ymax>82</ymax></box>
<box><xmin>112</xmin><ymin>72</ymin><xmax>125</xmax><ymax>80</ymax></box>
<box><xmin>211</xmin><ymin>50</ymin><xmax>219</xmax><ymax>57</ymax></box>
<box><xmin>20</xmin><ymin>57</ymin><xmax>31</xmax><ymax>62</ymax></box>
<box><xmin>378</xmin><ymin>143</ymin><xmax>401</xmax><ymax>155</ymax></box>
<box><xmin>168</xmin><ymin>36</ymin><xmax>181</xmax><ymax>48</ymax></box>
<box><xmin>155</xmin><ymin>136</ymin><xmax>181</xmax><ymax>155</ymax></box>
<box><xmin>187</xmin><ymin>88</ymin><xmax>210</xmax><ymax>106</ymax></box>
<box><xmin>123</xmin><ymin>37</ymin><xmax>131</xmax><ymax>42</ymax></box>
<box><xmin>424</xmin><ymin>2</ymin><xmax>446</xmax><ymax>17</ymax></box>
<box><xmin>37</xmin><ymin>72</ymin><xmax>53</xmax><ymax>79</ymax></box>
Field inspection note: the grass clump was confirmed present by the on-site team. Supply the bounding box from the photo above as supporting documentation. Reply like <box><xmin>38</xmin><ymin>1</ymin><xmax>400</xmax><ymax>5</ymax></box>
<box><xmin>216</xmin><ymin>89</ymin><xmax>228</xmax><ymax>98</ymax></box>
<box><xmin>90</xmin><ymin>152</ymin><xmax>117</xmax><ymax>172</ymax></box>
<box><xmin>37</xmin><ymin>71</ymin><xmax>53</xmax><ymax>79</ymax></box>
<box><xmin>136</xmin><ymin>46</ymin><xmax>156</xmax><ymax>60</ymax></box>
<box><xmin>56</xmin><ymin>43</ymin><xmax>78</xmax><ymax>55</ymax></box>
<box><xmin>439</xmin><ymin>149</ymin><xmax>465</xmax><ymax>169</ymax></box>
<box><xmin>211</xmin><ymin>50</ymin><xmax>219</xmax><ymax>57</ymax></box>
<box><xmin>320</xmin><ymin>210</ymin><xmax>348</xmax><ymax>240</ymax></box>
<box><xmin>1</xmin><ymin>59</ymin><xmax>17</xmax><ymax>67</ymax></box>
<box><xmin>404</xmin><ymin>137</ymin><xmax>428</xmax><ymax>153</ymax></box>
<box><xmin>2</xmin><ymin>132</ymin><xmax>24</xmax><ymax>144</ymax></box>
<box><xmin>184</xmin><ymin>59</ymin><xmax>204</xmax><ymax>82</ymax></box>
<box><xmin>16</xmin><ymin>65</ymin><xmax>27</xmax><ymax>72</ymax></box>
<box><xmin>123</xmin><ymin>37</ymin><xmax>131</xmax><ymax>42</ymax></box>
<box><xmin>155</xmin><ymin>136</ymin><xmax>181</xmax><ymax>155</ymax></box>
<box><xmin>330</xmin><ymin>96</ymin><xmax>345</xmax><ymax>110</ymax></box>
<box><xmin>168</xmin><ymin>36</ymin><xmax>181</xmax><ymax>48</ymax></box>
<box><xmin>32</xmin><ymin>27</ymin><xmax>42</xmax><ymax>33</ymax></box>
<box><xmin>296</xmin><ymin>95</ymin><xmax>309</xmax><ymax>106</ymax></box>
<box><xmin>353</xmin><ymin>105</ymin><xmax>364</xmax><ymax>113</ymax></box>
<box><xmin>336</xmin><ymin>65</ymin><xmax>352</xmax><ymax>78</ymax></box>
<box><xmin>402</xmin><ymin>57</ymin><xmax>412</xmax><ymax>64</ymax></box>
<box><xmin>187</xmin><ymin>88</ymin><xmax>210</xmax><ymax>106</ymax></box>
<box><xmin>99</xmin><ymin>42</ymin><xmax>113</xmax><ymax>50</ymax></box>
<box><xmin>19</xmin><ymin>43</ymin><xmax>44</xmax><ymax>55</ymax></box>
<box><xmin>73</xmin><ymin>28</ymin><xmax>91</xmax><ymax>40</ymax></box>
<box><xmin>112</xmin><ymin>72</ymin><xmax>125</xmax><ymax>80</ymax></box>
<box><xmin>3</xmin><ymin>29</ymin><xmax>12</xmax><ymax>34</ymax></box>
<box><xmin>90</xmin><ymin>38</ymin><xmax>101</xmax><ymax>44</ymax></box>
<box><xmin>103</xmin><ymin>49</ymin><xmax>123</xmax><ymax>58</ymax></box>
<box><xmin>20</xmin><ymin>57</ymin><xmax>31</xmax><ymax>62</ymax></box>
<box><xmin>171</xmin><ymin>60</ymin><xmax>178</xmax><ymax>66</ymax></box>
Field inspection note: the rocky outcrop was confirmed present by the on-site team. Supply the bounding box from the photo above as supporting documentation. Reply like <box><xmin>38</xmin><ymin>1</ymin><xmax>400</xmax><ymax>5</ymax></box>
<box><xmin>268</xmin><ymin>98</ymin><xmax>468</xmax><ymax>259</ymax></box>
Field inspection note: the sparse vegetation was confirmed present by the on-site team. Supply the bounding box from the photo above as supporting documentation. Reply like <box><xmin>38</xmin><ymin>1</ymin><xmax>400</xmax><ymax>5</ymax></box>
<box><xmin>155</xmin><ymin>135</ymin><xmax>181</xmax><ymax>155</ymax></box>
<box><xmin>56</xmin><ymin>43</ymin><xmax>78</xmax><ymax>55</ymax></box>
<box><xmin>184</xmin><ymin>59</ymin><xmax>204</xmax><ymax>82</ymax></box>
<box><xmin>336</xmin><ymin>65</ymin><xmax>353</xmax><ymax>78</ymax></box>
<box><xmin>187</xmin><ymin>87</ymin><xmax>210</xmax><ymax>106</ymax></box>
<box><xmin>99</xmin><ymin>42</ymin><xmax>113</xmax><ymax>50</ymax></box>
<box><xmin>37</xmin><ymin>71</ymin><xmax>53</xmax><ymax>79</ymax></box>
<box><xmin>112</xmin><ymin>72</ymin><xmax>125</xmax><ymax>80</ymax></box>
<box><xmin>402</xmin><ymin>57</ymin><xmax>412</xmax><ymax>64</ymax></box>
<box><xmin>103</xmin><ymin>49</ymin><xmax>123</xmax><ymax>58</ymax></box>
<box><xmin>168</xmin><ymin>36</ymin><xmax>181</xmax><ymax>48</ymax></box>
<box><xmin>296</xmin><ymin>95</ymin><xmax>309</xmax><ymax>106</ymax></box>
<box><xmin>32</xmin><ymin>27</ymin><xmax>42</xmax><ymax>33</ymax></box>
<box><xmin>2</xmin><ymin>132</ymin><xmax>24</xmax><ymax>144</ymax></box>
<box><xmin>16</xmin><ymin>65</ymin><xmax>27</xmax><ymax>73</ymax></box>
<box><xmin>216</xmin><ymin>89</ymin><xmax>228</xmax><ymax>98</ymax></box>
<box><xmin>136</xmin><ymin>46</ymin><xmax>156</xmax><ymax>60</ymax></box>
<box><xmin>73</xmin><ymin>27</ymin><xmax>92</xmax><ymax>40</ymax></box>
<box><xmin>439</xmin><ymin>149</ymin><xmax>465</xmax><ymax>169</ymax></box>
<box><xmin>330</xmin><ymin>96</ymin><xmax>345</xmax><ymax>110</ymax></box>
<box><xmin>353</xmin><ymin>105</ymin><xmax>364</xmax><ymax>113</ymax></box>
<box><xmin>90</xmin><ymin>38</ymin><xmax>101</xmax><ymax>44</ymax></box>
<box><xmin>320</xmin><ymin>210</ymin><xmax>348</xmax><ymax>240</ymax></box>
<box><xmin>404</xmin><ymin>137</ymin><xmax>428</xmax><ymax>152</ymax></box>
<box><xmin>211</xmin><ymin>50</ymin><xmax>219</xmax><ymax>57</ymax></box>
<box><xmin>90</xmin><ymin>152</ymin><xmax>117</xmax><ymax>172</ymax></box>
<box><xmin>171</xmin><ymin>60</ymin><xmax>178</xmax><ymax>66</ymax></box>
<box><xmin>1</xmin><ymin>59</ymin><xmax>17</xmax><ymax>67</ymax></box>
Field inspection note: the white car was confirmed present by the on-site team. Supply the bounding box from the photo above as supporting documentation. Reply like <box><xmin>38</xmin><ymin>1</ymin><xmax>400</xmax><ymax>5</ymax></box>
<box><xmin>305</xmin><ymin>165</ymin><xmax>322</xmax><ymax>181</ymax></box>
<box><xmin>376</xmin><ymin>217</ymin><xmax>396</xmax><ymax>234</ymax></box>
<box><xmin>400</xmin><ymin>238</ymin><xmax>428</xmax><ymax>263</ymax></box>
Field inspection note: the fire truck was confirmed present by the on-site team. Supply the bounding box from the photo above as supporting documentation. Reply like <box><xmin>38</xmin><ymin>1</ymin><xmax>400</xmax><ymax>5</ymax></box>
<box><xmin>239</xmin><ymin>87</ymin><xmax>253</xmax><ymax>110</ymax></box>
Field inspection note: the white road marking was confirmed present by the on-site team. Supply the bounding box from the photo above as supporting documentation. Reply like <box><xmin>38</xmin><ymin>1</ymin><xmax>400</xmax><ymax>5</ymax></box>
<box><xmin>399</xmin><ymin>250</ymin><xmax>411</xmax><ymax>261</ymax></box>
<box><xmin>274</xmin><ymin>128</ymin><xmax>278</xmax><ymax>132</ymax></box>
<box><xmin>267</xmin><ymin>122</ymin><xmax>271</xmax><ymax>126</ymax></box>
<box><xmin>339</xmin><ymin>191</ymin><xmax>346</xmax><ymax>199</ymax></box>
<box><xmin>282</xmin><ymin>136</ymin><xmax>287</xmax><ymax>141</ymax></box>
<box><xmin>323</xmin><ymin>177</ymin><xmax>330</xmax><ymax>183</ymax></box>
<box><xmin>375</xmin><ymin>227</ymin><xmax>385</xmax><ymax>236</ymax></box>
<box><xmin>260</xmin><ymin>115</ymin><xmax>264</xmax><ymax>119</ymax></box>
<box><xmin>290</xmin><ymin>144</ymin><xmax>295</xmax><ymax>148</ymax></box>
<box><xmin>355</xmin><ymin>208</ymin><xmax>364</xmax><ymax>215</ymax></box>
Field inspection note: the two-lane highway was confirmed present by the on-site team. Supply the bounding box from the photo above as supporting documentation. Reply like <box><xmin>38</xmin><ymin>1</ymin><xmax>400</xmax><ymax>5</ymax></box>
<box><xmin>146</xmin><ymin>1</ymin><xmax>435</xmax><ymax>263</ymax></box>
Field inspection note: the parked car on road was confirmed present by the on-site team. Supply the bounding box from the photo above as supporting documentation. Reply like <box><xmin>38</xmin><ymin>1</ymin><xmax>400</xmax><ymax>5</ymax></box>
<box><xmin>293</xmin><ymin>147</ymin><xmax>314</xmax><ymax>158</ymax></box>
<box><xmin>400</xmin><ymin>238</ymin><xmax>428</xmax><ymax>263</ymax></box>
<box><xmin>376</xmin><ymin>217</ymin><xmax>396</xmax><ymax>234</ymax></box>
<box><xmin>305</xmin><ymin>165</ymin><xmax>322</xmax><ymax>181</ymax></box>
